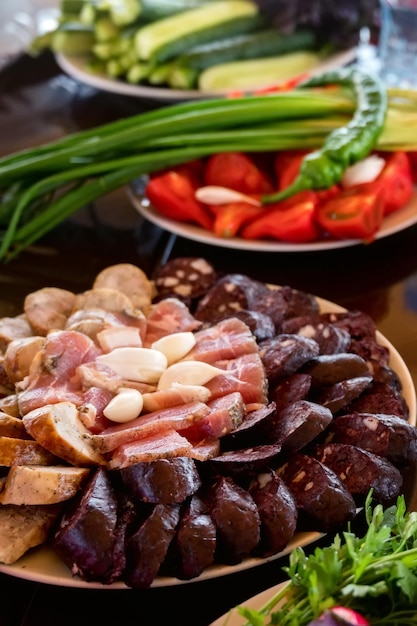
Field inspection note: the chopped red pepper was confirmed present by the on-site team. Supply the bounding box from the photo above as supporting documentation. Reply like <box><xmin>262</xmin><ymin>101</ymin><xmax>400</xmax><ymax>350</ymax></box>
<box><xmin>274</xmin><ymin>149</ymin><xmax>340</xmax><ymax>202</ymax></box>
<box><xmin>204</xmin><ymin>151</ymin><xmax>274</xmax><ymax>194</ymax></box>
<box><xmin>208</xmin><ymin>201</ymin><xmax>265</xmax><ymax>238</ymax></box>
<box><xmin>146</xmin><ymin>167</ymin><xmax>213</xmax><ymax>230</ymax></box>
<box><xmin>315</xmin><ymin>183</ymin><xmax>386</xmax><ymax>242</ymax></box>
<box><xmin>241</xmin><ymin>191</ymin><xmax>321</xmax><ymax>243</ymax></box>
<box><xmin>374</xmin><ymin>151</ymin><xmax>414</xmax><ymax>215</ymax></box>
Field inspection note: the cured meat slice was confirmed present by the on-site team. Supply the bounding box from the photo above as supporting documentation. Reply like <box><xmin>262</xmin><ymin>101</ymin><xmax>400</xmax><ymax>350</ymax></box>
<box><xmin>118</xmin><ymin>456</ymin><xmax>201</xmax><ymax>504</ymax></box>
<box><xmin>164</xmin><ymin>494</ymin><xmax>216</xmax><ymax>580</ymax></box>
<box><xmin>4</xmin><ymin>336</ymin><xmax>46</xmax><ymax>384</ymax></box>
<box><xmin>313</xmin><ymin>442</ymin><xmax>404</xmax><ymax>504</ymax></box>
<box><xmin>253</xmin><ymin>285</ymin><xmax>320</xmax><ymax>333</ymax></box>
<box><xmin>271</xmin><ymin>400</ymin><xmax>333</xmax><ymax>453</ymax></box>
<box><xmin>53</xmin><ymin>467</ymin><xmax>122</xmax><ymax>584</ymax></box>
<box><xmin>249</xmin><ymin>470</ymin><xmax>298</xmax><ymax>556</ymax></box>
<box><xmin>0</xmin><ymin>315</ymin><xmax>33</xmax><ymax>352</ymax></box>
<box><xmin>0</xmin><ymin>465</ymin><xmax>90</xmax><ymax>505</ymax></box>
<box><xmin>205</xmin><ymin>353</ymin><xmax>268</xmax><ymax>408</ymax></box>
<box><xmin>92</xmin><ymin>263</ymin><xmax>153</xmax><ymax>311</ymax></box>
<box><xmin>0</xmin><ymin>413</ymin><xmax>29</xmax><ymax>439</ymax></box>
<box><xmin>153</xmin><ymin>257</ymin><xmax>218</xmax><ymax>305</ymax></box>
<box><xmin>124</xmin><ymin>503</ymin><xmax>181</xmax><ymax>589</ymax></box>
<box><xmin>301</xmin><ymin>353</ymin><xmax>370</xmax><ymax>387</ymax></box>
<box><xmin>194</xmin><ymin>274</ymin><xmax>270</xmax><ymax>324</ymax></box>
<box><xmin>259</xmin><ymin>334</ymin><xmax>320</xmax><ymax>386</ymax></box>
<box><xmin>0</xmin><ymin>436</ymin><xmax>59</xmax><ymax>466</ymax></box>
<box><xmin>325</xmin><ymin>412</ymin><xmax>417</xmax><ymax>465</ymax></box>
<box><xmin>180</xmin><ymin>392</ymin><xmax>246</xmax><ymax>443</ymax></box>
<box><xmin>108</xmin><ymin>429</ymin><xmax>193</xmax><ymax>469</ymax></box>
<box><xmin>207</xmin><ymin>475</ymin><xmax>261</xmax><ymax>564</ymax></box>
<box><xmin>91</xmin><ymin>401</ymin><xmax>211</xmax><ymax>454</ymax></box>
<box><xmin>183</xmin><ymin>317</ymin><xmax>258</xmax><ymax>364</ymax></box>
<box><xmin>143</xmin><ymin>298</ymin><xmax>202</xmax><ymax>346</ymax></box>
<box><xmin>24</xmin><ymin>287</ymin><xmax>76</xmax><ymax>335</ymax></box>
<box><xmin>277</xmin><ymin>453</ymin><xmax>356</xmax><ymax>532</ymax></box>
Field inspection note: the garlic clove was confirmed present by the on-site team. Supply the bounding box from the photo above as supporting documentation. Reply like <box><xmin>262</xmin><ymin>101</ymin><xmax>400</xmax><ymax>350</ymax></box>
<box><xmin>151</xmin><ymin>331</ymin><xmax>196</xmax><ymax>365</ymax></box>
<box><xmin>103</xmin><ymin>387</ymin><xmax>143</xmax><ymax>423</ymax></box>
<box><xmin>157</xmin><ymin>360</ymin><xmax>224</xmax><ymax>391</ymax></box>
<box><xmin>96</xmin><ymin>347</ymin><xmax>167</xmax><ymax>383</ymax></box>
<box><xmin>195</xmin><ymin>185</ymin><xmax>261</xmax><ymax>206</ymax></box>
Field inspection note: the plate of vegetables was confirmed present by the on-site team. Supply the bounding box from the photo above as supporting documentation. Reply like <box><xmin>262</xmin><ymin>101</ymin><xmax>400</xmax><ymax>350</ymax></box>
<box><xmin>211</xmin><ymin>494</ymin><xmax>417</xmax><ymax>625</ymax></box>
<box><xmin>37</xmin><ymin>0</ymin><xmax>359</xmax><ymax>101</ymax></box>
<box><xmin>0</xmin><ymin>257</ymin><xmax>415</xmax><ymax>590</ymax></box>
<box><xmin>130</xmin><ymin>149</ymin><xmax>417</xmax><ymax>252</ymax></box>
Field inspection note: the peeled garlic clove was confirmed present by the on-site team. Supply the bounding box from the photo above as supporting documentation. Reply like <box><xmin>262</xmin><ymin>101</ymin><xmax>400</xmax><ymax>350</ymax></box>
<box><xmin>103</xmin><ymin>388</ymin><xmax>143</xmax><ymax>423</ymax></box>
<box><xmin>157</xmin><ymin>360</ymin><xmax>224</xmax><ymax>391</ymax></box>
<box><xmin>341</xmin><ymin>155</ymin><xmax>386</xmax><ymax>188</ymax></box>
<box><xmin>96</xmin><ymin>347</ymin><xmax>167</xmax><ymax>383</ymax></box>
<box><xmin>151</xmin><ymin>331</ymin><xmax>196</xmax><ymax>365</ymax></box>
<box><xmin>195</xmin><ymin>185</ymin><xmax>261</xmax><ymax>206</ymax></box>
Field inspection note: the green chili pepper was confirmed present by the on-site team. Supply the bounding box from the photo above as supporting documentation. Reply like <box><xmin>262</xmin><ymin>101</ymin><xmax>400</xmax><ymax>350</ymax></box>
<box><xmin>262</xmin><ymin>67</ymin><xmax>388</xmax><ymax>204</ymax></box>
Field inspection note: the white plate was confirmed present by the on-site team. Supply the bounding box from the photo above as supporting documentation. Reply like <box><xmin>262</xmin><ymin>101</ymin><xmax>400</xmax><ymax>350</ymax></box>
<box><xmin>0</xmin><ymin>296</ymin><xmax>415</xmax><ymax>589</ymax></box>
<box><xmin>55</xmin><ymin>48</ymin><xmax>357</xmax><ymax>102</ymax></box>
<box><xmin>130</xmin><ymin>185</ymin><xmax>417</xmax><ymax>252</ymax></box>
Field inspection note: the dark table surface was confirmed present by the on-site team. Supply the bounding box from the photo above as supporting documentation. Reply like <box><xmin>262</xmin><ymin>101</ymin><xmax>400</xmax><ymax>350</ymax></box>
<box><xmin>1</xmin><ymin>51</ymin><xmax>417</xmax><ymax>626</ymax></box>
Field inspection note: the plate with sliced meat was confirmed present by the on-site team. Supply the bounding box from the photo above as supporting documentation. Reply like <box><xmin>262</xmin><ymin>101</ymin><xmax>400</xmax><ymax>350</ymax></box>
<box><xmin>0</xmin><ymin>258</ymin><xmax>415</xmax><ymax>589</ymax></box>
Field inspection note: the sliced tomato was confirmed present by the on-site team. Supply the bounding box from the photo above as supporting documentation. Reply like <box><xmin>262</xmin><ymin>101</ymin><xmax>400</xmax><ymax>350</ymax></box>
<box><xmin>316</xmin><ymin>184</ymin><xmax>386</xmax><ymax>242</ymax></box>
<box><xmin>274</xmin><ymin>150</ymin><xmax>309</xmax><ymax>190</ymax></box>
<box><xmin>374</xmin><ymin>151</ymin><xmax>414</xmax><ymax>215</ymax></box>
<box><xmin>204</xmin><ymin>152</ymin><xmax>274</xmax><ymax>194</ymax></box>
<box><xmin>241</xmin><ymin>191</ymin><xmax>321</xmax><ymax>243</ymax></box>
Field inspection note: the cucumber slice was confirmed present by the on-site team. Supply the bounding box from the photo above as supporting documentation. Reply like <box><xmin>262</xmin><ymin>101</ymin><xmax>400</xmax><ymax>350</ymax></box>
<box><xmin>134</xmin><ymin>0</ymin><xmax>260</xmax><ymax>63</ymax></box>
<box><xmin>198</xmin><ymin>51</ymin><xmax>323</xmax><ymax>92</ymax></box>
<box><xmin>50</xmin><ymin>23</ymin><xmax>95</xmax><ymax>55</ymax></box>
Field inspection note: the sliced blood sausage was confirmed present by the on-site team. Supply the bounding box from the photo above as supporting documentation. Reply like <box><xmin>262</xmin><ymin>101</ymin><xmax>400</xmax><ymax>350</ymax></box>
<box><xmin>194</xmin><ymin>274</ymin><xmax>269</xmax><ymax>323</ymax></box>
<box><xmin>220</xmin><ymin>402</ymin><xmax>278</xmax><ymax>450</ymax></box>
<box><xmin>249</xmin><ymin>470</ymin><xmax>298</xmax><ymax>556</ymax></box>
<box><xmin>271</xmin><ymin>373</ymin><xmax>312</xmax><ymax>413</ymax></box>
<box><xmin>153</xmin><ymin>257</ymin><xmax>218</xmax><ymax>306</ymax></box>
<box><xmin>207</xmin><ymin>443</ymin><xmax>283</xmax><ymax>482</ymax></box>
<box><xmin>339</xmin><ymin>380</ymin><xmax>409</xmax><ymax>420</ymax></box>
<box><xmin>118</xmin><ymin>457</ymin><xmax>201</xmax><ymax>504</ymax></box>
<box><xmin>313</xmin><ymin>442</ymin><xmax>403</xmax><ymax>504</ymax></box>
<box><xmin>281</xmin><ymin>317</ymin><xmax>351</xmax><ymax>355</ymax></box>
<box><xmin>320</xmin><ymin>309</ymin><xmax>377</xmax><ymax>341</ymax></box>
<box><xmin>259</xmin><ymin>334</ymin><xmax>320</xmax><ymax>386</ymax></box>
<box><xmin>164</xmin><ymin>494</ymin><xmax>216</xmax><ymax>580</ymax></box>
<box><xmin>349</xmin><ymin>336</ymin><xmax>390</xmax><ymax>369</ymax></box>
<box><xmin>124</xmin><ymin>503</ymin><xmax>181</xmax><ymax>588</ymax></box>
<box><xmin>277</xmin><ymin>453</ymin><xmax>356</xmax><ymax>533</ymax></box>
<box><xmin>228</xmin><ymin>309</ymin><xmax>276</xmax><ymax>342</ymax></box>
<box><xmin>207</xmin><ymin>475</ymin><xmax>261</xmax><ymax>564</ymax></box>
<box><xmin>271</xmin><ymin>400</ymin><xmax>333</xmax><ymax>453</ymax></box>
<box><xmin>253</xmin><ymin>286</ymin><xmax>319</xmax><ymax>334</ymax></box>
<box><xmin>325</xmin><ymin>412</ymin><xmax>417</xmax><ymax>465</ymax></box>
<box><xmin>301</xmin><ymin>353</ymin><xmax>369</xmax><ymax>387</ymax></box>
<box><xmin>312</xmin><ymin>375</ymin><xmax>373</xmax><ymax>413</ymax></box>
<box><xmin>53</xmin><ymin>467</ymin><xmax>120</xmax><ymax>584</ymax></box>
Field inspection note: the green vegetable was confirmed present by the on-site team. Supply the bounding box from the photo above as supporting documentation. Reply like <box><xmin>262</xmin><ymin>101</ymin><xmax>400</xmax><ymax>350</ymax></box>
<box><xmin>235</xmin><ymin>492</ymin><xmax>417</xmax><ymax>625</ymax></box>
<box><xmin>262</xmin><ymin>67</ymin><xmax>388</xmax><ymax>204</ymax></box>
<box><xmin>198</xmin><ymin>51</ymin><xmax>323</xmax><ymax>92</ymax></box>
<box><xmin>0</xmin><ymin>69</ymin><xmax>416</xmax><ymax>262</ymax></box>
<box><xmin>134</xmin><ymin>0</ymin><xmax>262</xmax><ymax>63</ymax></box>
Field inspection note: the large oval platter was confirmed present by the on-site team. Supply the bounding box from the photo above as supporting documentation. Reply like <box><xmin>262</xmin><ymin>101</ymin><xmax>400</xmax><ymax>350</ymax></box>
<box><xmin>0</xmin><ymin>291</ymin><xmax>415</xmax><ymax>589</ymax></box>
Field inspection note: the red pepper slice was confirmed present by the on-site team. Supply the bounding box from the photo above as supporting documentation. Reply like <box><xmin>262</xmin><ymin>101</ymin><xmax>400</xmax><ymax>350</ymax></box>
<box><xmin>274</xmin><ymin>149</ymin><xmax>340</xmax><ymax>202</ymax></box>
<box><xmin>241</xmin><ymin>191</ymin><xmax>321</xmax><ymax>243</ymax></box>
<box><xmin>208</xmin><ymin>202</ymin><xmax>264</xmax><ymax>238</ymax></box>
<box><xmin>315</xmin><ymin>184</ymin><xmax>386</xmax><ymax>242</ymax></box>
<box><xmin>146</xmin><ymin>168</ymin><xmax>213</xmax><ymax>230</ymax></box>
<box><xmin>374</xmin><ymin>151</ymin><xmax>414</xmax><ymax>216</ymax></box>
<box><xmin>204</xmin><ymin>152</ymin><xmax>274</xmax><ymax>194</ymax></box>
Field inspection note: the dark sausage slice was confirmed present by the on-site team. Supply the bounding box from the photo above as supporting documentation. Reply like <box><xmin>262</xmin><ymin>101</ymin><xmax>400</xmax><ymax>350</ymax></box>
<box><xmin>220</xmin><ymin>402</ymin><xmax>277</xmax><ymax>450</ymax></box>
<box><xmin>119</xmin><ymin>457</ymin><xmax>201</xmax><ymax>504</ymax></box>
<box><xmin>271</xmin><ymin>400</ymin><xmax>333</xmax><ymax>453</ymax></box>
<box><xmin>339</xmin><ymin>380</ymin><xmax>409</xmax><ymax>420</ymax></box>
<box><xmin>313</xmin><ymin>442</ymin><xmax>403</xmax><ymax>504</ymax></box>
<box><xmin>281</xmin><ymin>318</ymin><xmax>351</xmax><ymax>355</ymax></box>
<box><xmin>277</xmin><ymin>453</ymin><xmax>356</xmax><ymax>533</ymax></box>
<box><xmin>53</xmin><ymin>467</ymin><xmax>119</xmax><ymax>584</ymax></box>
<box><xmin>301</xmin><ymin>353</ymin><xmax>369</xmax><ymax>387</ymax></box>
<box><xmin>124</xmin><ymin>503</ymin><xmax>181</xmax><ymax>589</ymax></box>
<box><xmin>311</xmin><ymin>375</ymin><xmax>373</xmax><ymax>413</ymax></box>
<box><xmin>272</xmin><ymin>373</ymin><xmax>312</xmax><ymax>413</ymax></box>
<box><xmin>153</xmin><ymin>257</ymin><xmax>218</xmax><ymax>305</ymax></box>
<box><xmin>253</xmin><ymin>285</ymin><xmax>320</xmax><ymax>334</ymax></box>
<box><xmin>325</xmin><ymin>412</ymin><xmax>417</xmax><ymax>465</ymax></box>
<box><xmin>320</xmin><ymin>309</ymin><xmax>377</xmax><ymax>341</ymax></box>
<box><xmin>249</xmin><ymin>470</ymin><xmax>298</xmax><ymax>556</ymax></box>
<box><xmin>208</xmin><ymin>475</ymin><xmax>261</xmax><ymax>564</ymax></box>
<box><xmin>164</xmin><ymin>494</ymin><xmax>216</xmax><ymax>580</ymax></box>
<box><xmin>259</xmin><ymin>334</ymin><xmax>320</xmax><ymax>386</ymax></box>
<box><xmin>207</xmin><ymin>443</ymin><xmax>283</xmax><ymax>481</ymax></box>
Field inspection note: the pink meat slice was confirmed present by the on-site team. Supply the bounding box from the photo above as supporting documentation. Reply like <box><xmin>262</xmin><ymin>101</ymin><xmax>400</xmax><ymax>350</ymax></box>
<box><xmin>108</xmin><ymin>430</ymin><xmax>193</xmax><ymax>469</ymax></box>
<box><xmin>183</xmin><ymin>317</ymin><xmax>258</xmax><ymax>363</ymax></box>
<box><xmin>180</xmin><ymin>392</ymin><xmax>246</xmax><ymax>442</ymax></box>
<box><xmin>206</xmin><ymin>353</ymin><xmax>268</xmax><ymax>409</ymax></box>
<box><xmin>91</xmin><ymin>401</ymin><xmax>211</xmax><ymax>453</ymax></box>
<box><xmin>143</xmin><ymin>298</ymin><xmax>202</xmax><ymax>346</ymax></box>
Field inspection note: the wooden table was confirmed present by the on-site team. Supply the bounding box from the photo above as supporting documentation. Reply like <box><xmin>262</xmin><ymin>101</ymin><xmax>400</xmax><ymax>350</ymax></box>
<box><xmin>1</xmin><ymin>50</ymin><xmax>417</xmax><ymax>626</ymax></box>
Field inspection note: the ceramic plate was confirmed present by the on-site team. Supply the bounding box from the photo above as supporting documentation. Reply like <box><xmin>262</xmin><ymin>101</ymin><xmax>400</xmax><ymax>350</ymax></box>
<box><xmin>129</xmin><ymin>184</ymin><xmax>417</xmax><ymax>252</ymax></box>
<box><xmin>210</xmin><ymin>581</ymin><xmax>286</xmax><ymax>626</ymax></box>
<box><xmin>55</xmin><ymin>48</ymin><xmax>356</xmax><ymax>102</ymax></box>
<box><xmin>0</xmin><ymin>293</ymin><xmax>415</xmax><ymax>589</ymax></box>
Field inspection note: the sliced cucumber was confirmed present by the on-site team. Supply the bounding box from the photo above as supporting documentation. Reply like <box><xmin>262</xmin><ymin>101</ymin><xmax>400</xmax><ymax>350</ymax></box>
<box><xmin>50</xmin><ymin>23</ymin><xmax>95</xmax><ymax>55</ymax></box>
<box><xmin>134</xmin><ymin>0</ymin><xmax>261</xmax><ymax>63</ymax></box>
<box><xmin>198</xmin><ymin>51</ymin><xmax>323</xmax><ymax>92</ymax></box>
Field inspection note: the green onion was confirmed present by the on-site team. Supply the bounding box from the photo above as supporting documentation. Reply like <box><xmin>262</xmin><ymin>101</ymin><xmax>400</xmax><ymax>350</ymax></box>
<box><xmin>0</xmin><ymin>84</ymin><xmax>416</xmax><ymax>262</ymax></box>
